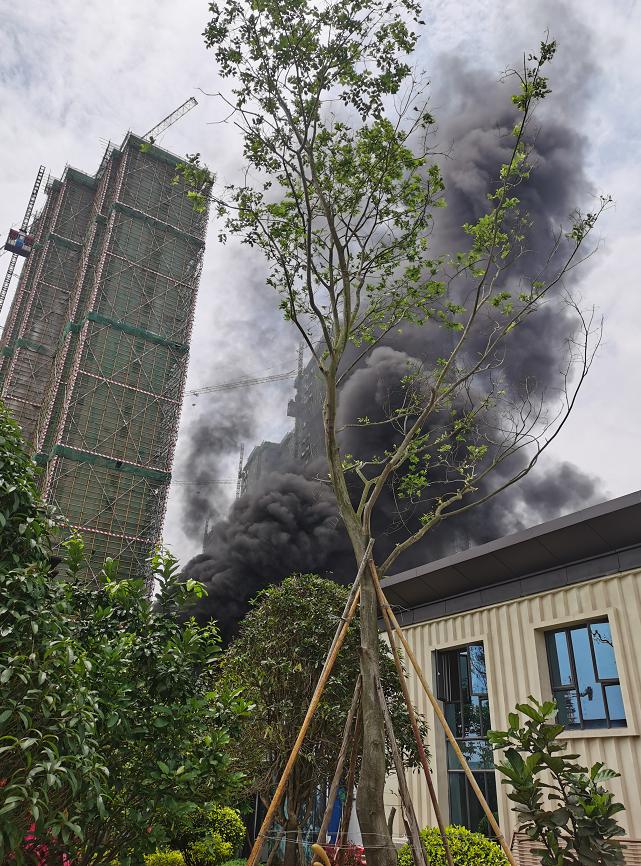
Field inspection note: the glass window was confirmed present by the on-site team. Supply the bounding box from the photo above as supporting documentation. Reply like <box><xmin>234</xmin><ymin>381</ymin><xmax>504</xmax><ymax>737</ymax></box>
<box><xmin>436</xmin><ymin>643</ymin><xmax>498</xmax><ymax>836</ymax></box>
<box><xmin>545</xmin><ymin>619</ymin><xmax>625</xmax><ymax>730</ymax></box>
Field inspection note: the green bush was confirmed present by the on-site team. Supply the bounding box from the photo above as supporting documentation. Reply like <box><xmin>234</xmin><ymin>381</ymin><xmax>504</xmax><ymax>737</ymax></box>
<box><xmin>207</xmin><ymin>805</ymin><xmax>245</xmax><ymax>854</ymax></box>
<box><xmin>145</xmin><ymin>851</ymin><xmax>185</xmax><ymax>866</ymax></box>
<box><xmin>397</xmin><ymin>825</ymin><xmax>508</xmax><ymax>866</ymax></box>
<box><xmin>190</xmin><ymin>837</ymin><xmax>233</xmax><ymax>866</ymax></box>
<box><xmin>220</xmin><ymin>860</ymin><xmax>246</xmax><ymax>866</ymax></box>
<box><xmin>173</xmin><ymin>805</ymin><xmax>245</xmax><ymax>866</ymax></box>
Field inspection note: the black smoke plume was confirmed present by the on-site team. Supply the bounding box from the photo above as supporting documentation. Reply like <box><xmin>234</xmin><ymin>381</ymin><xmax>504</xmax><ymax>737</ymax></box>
<box><xmin>181</xmin><ymin>35</ymin><xmax>602</xmax><ymax>639</ymax></box>
<box><xmin>181</xmin><ymin>464</ymin><xmax>353</xmax><ymax>644</ymax></box>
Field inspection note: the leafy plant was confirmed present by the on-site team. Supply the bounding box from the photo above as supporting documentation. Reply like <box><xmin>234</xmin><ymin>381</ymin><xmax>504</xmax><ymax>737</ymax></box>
<box><xmin>185</xmin><ymin>0</ymin><xmax>610</xmax><ymax>862</ymax></box>
<box><xmin>323</xmin><ymin>842</ymin><xmax>365</xmax><ymax>866</ymax></box>
<box><xmin>0</xmin><ymin>400</ymin><xmax>56</xmax><ymax>571</ymax></box>
<box><xmin>218</xmin><ymin>574</ymin><xmax>426</xmax><ymax>866</ymax></box>
<box><xmin>0</xmin><ymin>400</ymin><xmax>250</xmax><ymax>865</ymax></box>
<box><xmin>488</xmin><ymin>696</ymin><xmax>625</xmax><ymax>865</ymax></box>
<box><xmin>145</xmin><ymin>851</ymin><xmax>186</xmax><ymax>866</ymax></box>
<box><xmin>397</xmin><ymin>826</ymin><xmax>507</xmax><ymax>866</ymax></box>
<box><xmin>172</xmin><ymin>804</ymin><xmax>245</xmax><ymax>866</ymax></box>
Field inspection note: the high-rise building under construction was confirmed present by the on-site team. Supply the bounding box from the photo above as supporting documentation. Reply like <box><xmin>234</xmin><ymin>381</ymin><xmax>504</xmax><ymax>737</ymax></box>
<box><xmin>0</xmin><ymin>133</ymin><xmax>207</xmax><ymax>580</ymax></box>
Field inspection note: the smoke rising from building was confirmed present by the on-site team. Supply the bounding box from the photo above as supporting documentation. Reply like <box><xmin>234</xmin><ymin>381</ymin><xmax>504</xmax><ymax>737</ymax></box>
<box><xmin>180</xmin><ymin>465</ymin><xmax>353</xmax><ymax>644</ymax></box>
<box><xmin>180</xmin><ymin>35</ymin><xmax>603</xmax><ymax>639</ymax></box>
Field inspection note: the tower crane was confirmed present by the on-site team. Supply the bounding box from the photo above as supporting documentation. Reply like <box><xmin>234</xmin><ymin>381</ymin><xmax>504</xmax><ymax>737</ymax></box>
<box><xmin>186</xmin><ymin>369</ymin><xmax>296</xmax><ymax>397</ymax></box>
<box><xmin>1</xmin><ymin>165</ymin><xmax>46</xmax><ymax>318</ymax></box>
<box><xmin>144</xmin><ymin>97</ymin><xmax>198</xmax><ymax>143</ymax></box>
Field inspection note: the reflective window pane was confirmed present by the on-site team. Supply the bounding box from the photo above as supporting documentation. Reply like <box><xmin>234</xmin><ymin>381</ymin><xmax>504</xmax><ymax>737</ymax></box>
<box><xmin>547</xmin><ymin>630</ymin><xmax>573</xmax><ymax>686</ymax></box>
<box><xmin>605</xmin><ymin>684</ymin><xmax>626</xmax><ymax>724</ymax></box>
<box><xmin>449</xmin><ymin>739</ymin><xmax>493</xmax><ymax>771</ymax></box>
<box><xmin>448</xmin><ymin>774</ymin><xmax>466</xmax><ymax>827</ymax></box>
<box><xmin>459</xmin><ymin>650</ymin><xmax>470</xmax><ymax>702</ymax></box>
<box><xmin>469</xmin><ymin>774</ymin><xmax>489</xmax><ymax>835</ymax></box>
<box><xmin>547</xmin><ymin>620</ymin><xmax>626</xmax><ymax>730</ymax></box>
<box><xmin>438</xmin><ymin>643</ymin><xmax>497</xmax><ymax>835</ymax></box>
<box><xmin>590</xmin><ymin>622</ymin><xmax>618</xmax><ymax>680</ymax></box>
<box><xmin>464</xmin><ymin>695</ymin><xmax>483</xmax><ymax>737</ymax></box>
<box><xmin>445</xmin><ymin>701</ymin><xmax>463</xmax><ymax>739</ymax></box>
<box><xmin>469</xmin><ymin>644</ymin><xmax>488</xmax><ymax>695</ymax></box>
<box><xmin>554</xmin><ymin>689</ymin><xmax>580</xmax><ymax>727</ymax></box>
<box><xmin>570</xmin><ymin>626</ymin><xmax>606</xmax><ymax>724</ymax></box>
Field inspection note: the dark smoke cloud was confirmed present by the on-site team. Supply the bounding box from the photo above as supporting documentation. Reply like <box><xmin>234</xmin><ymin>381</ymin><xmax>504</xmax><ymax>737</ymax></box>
<box><xmin>182</xmin><ymin>17</ymin><xmax>603</xmax><ymax>633</ymax></box>
<box><xmin>330</xmin><ymin>52</ymin><xmax>603</xmax><ymax>566</ymax></box>
<box><xmin>181</xmin><ymin>465</ymin><xmax>353</xmax><ymax>643</ymax></box>
<box><xmin>178</xmin><ymin>395</ymin><xmax>255</xmax><ymax>540</ymax></box>
<box><xmin>176</xmin><ymin>251</ymin><xmax>298</xmax><ymax>544</ymax></box>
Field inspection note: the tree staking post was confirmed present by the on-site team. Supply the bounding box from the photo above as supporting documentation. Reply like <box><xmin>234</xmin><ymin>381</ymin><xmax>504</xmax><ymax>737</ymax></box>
<box><xmin>316</xmin><ymin>678</ymin><xmax>362</xmax><ymax>846</ymax></box>
<box><xmin>375</xmin><ymin>676</ymin><xmax>429</xmax><ymax>866</ymax></box>
<box><xmin>371</xmin><ymin>567</ymin><xmax>519</xmax><ymax>866</ymax></box>
<box><xmin>370</xmin><ymin>563</ymin><xmax>454</xmax><ymax>866</ymax></box>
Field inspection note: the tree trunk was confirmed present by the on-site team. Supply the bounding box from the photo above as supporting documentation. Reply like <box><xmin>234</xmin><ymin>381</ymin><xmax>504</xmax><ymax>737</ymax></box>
<box><xmin>283</xmin><ymin>812</ymin><xmax>299</xmax><ymax>866</ymax></box>
<box><xmin>355</xmin><ymin>565</ymin><xmax>397</xmax><ymax>866</ymax></box>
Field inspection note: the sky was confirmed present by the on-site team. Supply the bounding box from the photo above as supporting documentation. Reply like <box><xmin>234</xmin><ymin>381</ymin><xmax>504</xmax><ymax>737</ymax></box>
<box><xmin>1</xmin><ymin>0</ymin><xmax>640</xmax><ymax>568</ymax></box>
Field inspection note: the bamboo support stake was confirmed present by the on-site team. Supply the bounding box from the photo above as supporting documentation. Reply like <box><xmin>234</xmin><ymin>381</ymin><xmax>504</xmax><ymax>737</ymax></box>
<box><xmin>316</xmin><ymin>677</ymin><xmax>362</xmax><ymax>845</ymax></box>
<box><xmin>370</xmin><ymin>565</ymin><xmax>454</xmax><ymax>866</ymax></box>
<box><xmin>245</xmin><ymin>541</ymin><xmax>374</xmax><ymax>866</ymax></box>
<box><xmin>374</xmin><ymin>675</ymin><xmax>429</xmax><ymax>866</ymax></box>
<box><xmin>334</xmin><ymin>705</ymin><xmax>361</xmax><ymax>866</ymax></box>
<box><xmin>369</xmin><ymin>565</ymin><xmax>518</xmax><ymax>866</ymax></box>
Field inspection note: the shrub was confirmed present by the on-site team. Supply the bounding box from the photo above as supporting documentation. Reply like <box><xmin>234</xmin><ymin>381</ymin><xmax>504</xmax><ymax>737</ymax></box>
<box><xmin>173</xmin><ymin>805</ymin><xmax>245</xmax><ymax>866</ymax></box>
<box><xmin>323</xmin><ymin>843</ymin><xmax>366</xmax><ymax>866</ymax></box>
<box><xmin>489</xmin><ymin>696</ymin><xmax>625</xmax><ymax>866</ymax></box>
<box><xmin>145</xmin><ymin>851</ymin><xmax>185</xmax><ymax>866</ymax></box>
<box><xmin>397</xmin><ymin>825</ymin><xmax>507</xmax><ymax>866</ymax></box>
<box><xmin>207</xmin><ymin>805</ymin><xmax>245</xmax><ymax>854</ymax></box>
<box><xmin>219</xmin><ymin>860</ymin><xmax>246</xmax><ymax>866</ymax></box>
<box><xmin>190</xmin><ymin>837</ymin><xmax>233</xmax><ymax>866</ymax></box>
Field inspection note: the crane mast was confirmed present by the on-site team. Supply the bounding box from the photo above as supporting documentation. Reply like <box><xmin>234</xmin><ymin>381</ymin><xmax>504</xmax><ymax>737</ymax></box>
<box><xmin>1</xmin><ymin>164</ymin><xmax>46</xmax><ymax>318</ymax></box>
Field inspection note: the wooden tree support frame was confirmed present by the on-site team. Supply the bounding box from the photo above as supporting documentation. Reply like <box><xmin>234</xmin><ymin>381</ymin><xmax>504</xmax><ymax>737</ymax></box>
<box><xmin>245</xmin><ymin>541</ymin><xmax>374</xmax><ymax>866</ymax></box>
<box><xmin>370</xmin><ymin>563</ymin><xmax>454</xmax><ymax>866</ymax></box>
<box><xmin>369</xmin><ymin>563</ymin><xmax>519</xmax><ymax>866</ymax></box>
<box><xmin>375</xmin><ymin>675</ymin><xmax>428</xmax><ymax>866</ymax></box>
<box><xmin>316</xmin><ymin>677</ymin><xmax>362</xmax><ymax>847</ymax></box>
<box><xmin>246</xmin><ymin>543</ymin><xmax>519</xmax><ymax>866</ymax></box>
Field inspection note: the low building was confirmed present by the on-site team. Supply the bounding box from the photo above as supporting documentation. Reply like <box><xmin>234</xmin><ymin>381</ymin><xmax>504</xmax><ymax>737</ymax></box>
<box><xmin>382</xmin><ymin>489</ymin><xmax>641</xmax><ymax>841</ymax></box>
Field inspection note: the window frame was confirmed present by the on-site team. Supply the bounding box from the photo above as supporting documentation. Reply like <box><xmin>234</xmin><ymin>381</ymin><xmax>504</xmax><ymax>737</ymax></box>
<box><xmin>435</xmin><ymin>641</ymin><xmax>498</xmax><ymax>835</ymax></box>
<box><xmin>544</xmin><ymin>618</ymin><xmax>626</xmax><ymax>731</ymax></box>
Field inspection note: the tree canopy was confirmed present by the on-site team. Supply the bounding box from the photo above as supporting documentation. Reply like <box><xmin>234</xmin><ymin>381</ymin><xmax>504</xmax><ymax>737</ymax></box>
<box><xmin>0</xmin><ymin>400</ymin><xmax>249</xmax><ymax>865</ymax></box>
<box><xmin>218</xmin><ymin>574</ymin><xmax>425</xmax><ymax>866</ymax></box>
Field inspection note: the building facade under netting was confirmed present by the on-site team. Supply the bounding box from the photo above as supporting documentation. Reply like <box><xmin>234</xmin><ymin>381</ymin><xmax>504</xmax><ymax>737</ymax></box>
<box><xmin>0</xmin><ymin>135</ymin><xmax>207</xmax><ymax>581</ymax></box>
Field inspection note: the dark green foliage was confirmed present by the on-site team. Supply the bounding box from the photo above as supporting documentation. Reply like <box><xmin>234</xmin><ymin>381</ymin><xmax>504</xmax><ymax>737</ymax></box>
<box><xmin>218</xmin><ymin>574</ymin><xmax>426</xmax><ymax>866</ymax></box>
<box><xmin>488</xmin><ymin>696</ymin><xmax>626</xmax><ymax>866</ymax></box>
<box><xmin>0</xmin><ymin>401</ymin><xmax>55</xmax><ymax>570</ymax></box>
<box><xmin>397</xmin><ymin>826</ymin><xmax>507</xmax><ymax>866</ymax></box>
<box><xmin>172</xmin><ymin>804</ymin><xmax>245</xmax><ymax>866</ymax></box>
<box><xmin>0</xmin><ymin>403</ymin><xmax>249</xmax><ymax>865</ymax></box>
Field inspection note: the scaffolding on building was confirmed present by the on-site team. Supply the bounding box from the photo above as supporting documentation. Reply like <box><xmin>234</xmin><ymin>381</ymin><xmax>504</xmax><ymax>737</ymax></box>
<box><xmin>0</xmin><ymin>133</ymin><xmax>208</xmax><ymax>584</ymax></box>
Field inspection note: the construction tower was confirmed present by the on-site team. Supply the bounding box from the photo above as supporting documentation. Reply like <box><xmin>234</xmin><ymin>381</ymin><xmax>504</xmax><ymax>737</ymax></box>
<box><xmin>0</xmin><ymin>133</ymin><xmax>208</xmax><ymax>582</ymax></box>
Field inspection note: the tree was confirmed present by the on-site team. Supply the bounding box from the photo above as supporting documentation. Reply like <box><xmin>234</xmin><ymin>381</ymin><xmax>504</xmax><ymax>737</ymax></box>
<box><xmin>218</xmin><ymin>574</ymin><xmax>425</xmax><ymax>866</ymax></box>
<box><xmin>488</xmin><ymin>697</ymin><xmax>625</xmax><ymax>866</ymax></box>
<box><xmin>0</xmin><ymin>400</ymin><xmax>249</xmax><ymax>865</ymax></box>
<box><xmin>186</xmin><ymin>4</ymin><xmax>608</xmax><ymax>864</ymax></box>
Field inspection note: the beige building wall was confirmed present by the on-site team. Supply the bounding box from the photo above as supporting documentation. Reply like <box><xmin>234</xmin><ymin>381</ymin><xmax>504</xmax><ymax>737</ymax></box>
<box><xmin>384</xmin><ymin>567</ymin><xmax>641</xmax><ymax>840</ymax></box>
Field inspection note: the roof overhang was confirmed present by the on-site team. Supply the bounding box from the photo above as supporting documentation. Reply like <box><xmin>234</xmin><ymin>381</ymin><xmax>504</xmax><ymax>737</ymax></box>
<box><xmin>381</xmin><ymin>490</ymin><xmax>641</xmax><ymax>627</ymax></box>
